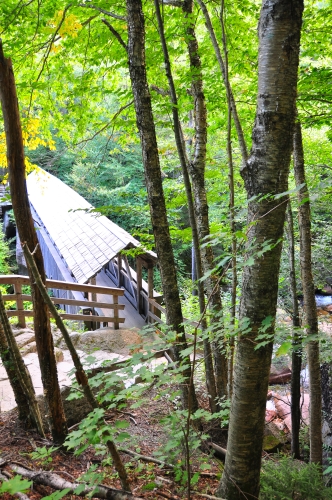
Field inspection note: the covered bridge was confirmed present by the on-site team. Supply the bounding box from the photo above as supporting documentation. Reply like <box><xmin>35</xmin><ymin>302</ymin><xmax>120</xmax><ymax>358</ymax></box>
<box><xmin>22</xmin><ymin>168</ymin><xmax>161</xmax><ymax>327</ymax></box>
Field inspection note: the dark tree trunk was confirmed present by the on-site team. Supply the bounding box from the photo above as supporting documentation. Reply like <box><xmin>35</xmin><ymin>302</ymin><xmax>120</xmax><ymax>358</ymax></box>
<box><xmin>0</xmin><ymin>319</ymin><xmax>32</xmax><ymax>424</ymax></box>
<box><xmin>0</xmin><ymin>42</ymin><xmax>68</xmax><ymax>444</ymax></box>
<box><xmin>126</xmin><ymin>0</ymin><xmax>198</xmax><ymax>413</ymax></box>
<box><xmin>195</xmin><ymin>0</ymin><xmax>248</xmax><ymax>166</ymax></box>
<box><xmin>182</xmin><ymin>0</ymin><xmax>228</xmax><ymax>400</ymax></box>
<box><xmin>285</xmin><ymin>201</ymin><xmax>302</xmax><ymax>459</ymax></box>
<box><xmin>293</xmin><ymin>119</ymin><xmax>322</xmax><ymax>465</ymax></box>
<box><xmin>154</xmin><ymin>0</ymin><xmax>218</xmax><ymax>413</ymax></box>
<box><xmin>217</xmin><ymin>1</ymin><xmax>303</xmax><ymax>498</ymax></box>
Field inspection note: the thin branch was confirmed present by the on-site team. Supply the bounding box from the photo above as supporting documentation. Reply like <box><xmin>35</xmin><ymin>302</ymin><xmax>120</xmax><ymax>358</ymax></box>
<box><xmin>102</xmin><ymin>18</ymin><xmax>127</xmax><ymax>51</ymax></box>
<box><xmin>74</xmin><ymin>99</ymin><xmax>134</xmax><ymax>146</ymax></box>
<box><xmin>159</xmin><ymin>0</ymin><xmax>184</xmax><ymax>6</ymax></box>
<box><xmin>150</xmin><ymin>84</ymin><xmax>170</xmax><ymax>96</ymax></box>
<box><xmin>79</xmin><ymin>3</ymin><xmax>126</xmax><ymax>20</ymax></box>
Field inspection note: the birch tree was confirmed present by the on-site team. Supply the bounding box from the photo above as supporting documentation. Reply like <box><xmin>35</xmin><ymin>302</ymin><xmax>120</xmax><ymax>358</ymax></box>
<box><xmin>216</xmin><ymin>0</ymin><xmax>303</xmax><ymax>497</ymax></box>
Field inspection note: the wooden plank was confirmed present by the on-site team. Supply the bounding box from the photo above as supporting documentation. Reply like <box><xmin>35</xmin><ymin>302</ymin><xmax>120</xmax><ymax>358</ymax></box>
<box><xmin>147</xmin><ymin>297</ymin><xmax>166</xmax><ymax>314</ymax></box>
<box><xmin>59</xmin><ymin>313</ymin><xmax>125</xmax><ymax>323</ymax></box>
<box><xmin>113</xmin><ymin>295</ymin><xmax>119</xmax><ymax>330</ymax></box>
<box><xmin>51</xmin><ymin>298</ymin><xmax>125</xmax><ymax>309</ymax></box>
<box><xmin>122</xmin><ymin>256</ymin><xmax>136</xmax><ymax>300</ymax></box>
<box><xmin>13</xmin><ymin>282</ymin><xmax>26</xmax><ymax>328</ymax></box>
<box><xmin>136</xmin><ymin>257</ymin><xmax>142</xmax><ymax>314</ymax></box>
<box><xmin>0</xmin><ymin>275</ymin><xmax>30</xmax><ymax>286</ymax></box>
<box><xmin>0</xmin><ymin>277</ymin><xmax>125</xmax><ymax>296</ymax></box>
<box><xmin>45</xmin><ymin>279</ymin><xmax>125</xmax><ymax>296</ymax></box>
<box><xmin>148</xmin><ymin>310</ymin><xmax>164</xmax><ymax>324</ymax></box>
<box><xmin>5</xmin><ymin>310</ymin><xmax>125</xmax><ymax>323</ymax></box>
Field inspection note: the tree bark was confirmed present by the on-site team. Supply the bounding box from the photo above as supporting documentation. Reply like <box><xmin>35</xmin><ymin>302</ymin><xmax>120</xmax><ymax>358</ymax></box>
<box><xmin>293</xmin><ymin>119</ymin><xmax>322</xmax><ymax>465</ymax></box>
<box><xmin>216</xmin><ymin>1</ymin><xmax>303</xmax><ymax>498</ymax></box>
<box><xmin>126</xmin><ymin>0</ymin><xmax>198</xmax><ymax>413</ymax></box>
<box><xmin>0</xmin><ymin>41</ymin><xmax>68</xmax><ymax>444</ymax></box>
<box><xmin>285</xmin><ymin>201</ymin><xmax>302</xmax><ymax>459</ymax></box>
<box><xmin>0</xmin><ymin>317</ymin><xmax>32</xmax><ymax>424</ymax></box>
<box><xmin>153</xmin><ymin>0</ymin><xmax>218</xmax><ymax>413</ymax></box>
<box><xmin>220</xmin><ymin>0</ymin><xmax>237</xmax><ymax>399</ymax></box>
<box><xmin>182</xmin><ymin>0</ymin><xmax>228</xmax><ymax>400</ymax></box>
<box><xmin>0</xmin><ymin>292</ymin><xmax>45</xmax><ymax>437</ymax></box>
<box><xmin>195</xmin><ymin>0</ymin><xmax>248</xmax><ymax>166</ymax></box>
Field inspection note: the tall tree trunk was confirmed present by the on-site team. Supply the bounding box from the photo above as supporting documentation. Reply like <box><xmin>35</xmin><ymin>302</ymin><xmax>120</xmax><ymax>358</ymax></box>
<box><xmin>293</xmin><ymin>119</ymin><xmax>322</xmax><ymax>465</ymax></box>
<box><xmin>0</xmin><ymin>42</ymin><xmax>68</xmax><ymax>444</ymax></box>
<box><xmin>220</xmin><ymin>0</ymin><xmax>237</xmax><ymax>399</ymax></box>
<box><xmin>285</xmin><ymin>201</ymin><xmax>302</xmax><ymax>459</ymax></box>
<box><xmin>216</xmin><ymin>1</ymin><xmax>303</xmax><ymax>498</ymax></box>
<box><xmin>126</xmin><ymin>0</ymin><xmax>198</xmax><ymax>413</ymax></box>
<box><xmin>154</xmin><ymin>0</ymin><xmax>218</xmax><ymax>413</ymax></box>
<box><xmin>195</xmin><ymin>0</ymin><xmax>248</xmax><ymax>166</ymax></box>
<box><xmin>182</xmin><ymin>0</ymin><xmax>228</xmax><ymax>400</ymax></box>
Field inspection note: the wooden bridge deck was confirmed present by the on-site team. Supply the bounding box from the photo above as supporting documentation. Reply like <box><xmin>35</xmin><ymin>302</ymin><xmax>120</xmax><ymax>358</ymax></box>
<box><xmin>96</xmin><ymin>270</ymin><xmax>146</xmax><ymax>329</ymax></box>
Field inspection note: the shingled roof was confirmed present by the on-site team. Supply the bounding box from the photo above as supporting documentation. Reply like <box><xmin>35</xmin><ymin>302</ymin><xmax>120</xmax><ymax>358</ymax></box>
<box><xmin>27</xmin><ymin>169</ymin><xmax>156</xmax><ymax>284</ymax></box>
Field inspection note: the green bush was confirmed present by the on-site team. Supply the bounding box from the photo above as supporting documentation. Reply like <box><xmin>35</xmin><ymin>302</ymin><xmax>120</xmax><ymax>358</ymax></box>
<box><xmin>260</xmin><ymin>455</ymin><xmax>332</xmax><ymax>499</ymax></box>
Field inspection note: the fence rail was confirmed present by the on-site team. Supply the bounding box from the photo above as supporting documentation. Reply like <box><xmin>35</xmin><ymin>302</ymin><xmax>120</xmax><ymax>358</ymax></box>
<box><xmin>0</xmin><ymin>275</ymin><xmax>125</xmax><ymax>329</ymax></box>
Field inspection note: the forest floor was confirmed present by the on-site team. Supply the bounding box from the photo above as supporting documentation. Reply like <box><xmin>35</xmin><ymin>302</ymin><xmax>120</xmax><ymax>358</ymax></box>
<box><xmin>0</xmin><ymin>383</ymin><xmax>224</xmax><ymax>500</ymax></box>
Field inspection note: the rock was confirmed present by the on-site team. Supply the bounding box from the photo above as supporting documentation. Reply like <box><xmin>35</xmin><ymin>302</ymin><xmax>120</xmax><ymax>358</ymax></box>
<box><xmin>265</xmin><ymin>419</ymin><xmax>289</xmax><ymax>444</ymax></box>
<box><xmin>58</xmin><ymin>332</ymin><xmax>80</xmax><ymax>349</ymax></box>
<box><xmin>272</xmin><ymin>392</ymin><xmax>310</xmax><ymax>433</ymax></box>
<box><xmin>265</xmin><ymin>409</ymin><xmax>277</xmax><ymax>423</ymax></box>
<box><xmin>37</xmin><ymin>375</ymin><xmax>125</xmax><ymax>428</ymax></box>
<box><xmin>12</xmin><ymin>327</ymin><xmax>35</xmax><ymax>338</ymax></box>
<box><xmin>263</xmin><ymin>434</ymin><xmax>284</xmax><ymax>453</ymax></box>
<box><xmin>20</xmin><ymin>341</ymin><xmax>37</xmax><ymax>356</ymax></box>
<box><xmin>75</xmin><ymin>328</ymin><xmax>142</xmax><ymax>355</ymax></box>
<box><xmin>54</xmin><ymin>347</ymin><xmax>64</xmax><ymax>363</ymax></box>
<box><xmin>15</xmin><ymin>332</ymin><xmax>35</xmax><ymax>348</ymax></box>
<box><xmin>52</xmin><ymin>330</ymin><xmax>64</xmax><ymax>347</ymax></box>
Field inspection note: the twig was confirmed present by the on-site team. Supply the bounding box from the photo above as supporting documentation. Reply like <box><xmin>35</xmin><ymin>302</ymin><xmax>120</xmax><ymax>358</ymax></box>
<box><xmin>102</xmin><ymin>19</ymin><xmax>127</xmax><ymax>51</ymax></box>
<box><xmin>118</xmin><ymin>448</ymin><xmax>174</xmax><ymax>468</ymax></box>
<box><xmin>190</xmin><ymin>493</ymin><xmax>226</xmax><ymax>500</ymax></box>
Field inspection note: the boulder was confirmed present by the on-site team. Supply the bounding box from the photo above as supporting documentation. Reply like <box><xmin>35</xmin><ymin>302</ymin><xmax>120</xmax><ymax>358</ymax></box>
<box><xmin>12</xmin><ymin>327</ymin><xmax>35</xmax><ymax>338</ymax></box>
<box><xmin>20</xmin><ymin>341</ymin><xmax>37</xmax><ymax>356</ymax></box>
<box><xmin>37</xmin><ymin>375</ymin><xmax>125</xmax><ymax>428</ymax></box>
<box><xmin>74</xmin><ymin>328</ymin><xmax>142</xmax><ymax>355</ymax></box>
<box><xmin>58</xmin><ymin>332</ymin><xmax>80</xmax><ymax>350</ymax></box>
<box><xmin>54</xmin><ymin>347</ymin><xmax>64</xmax><ymax>363</ymax></box>
<box><xmin>263</xmin><ymin>434</ymin><xmax>284</xmax><ymax>453</ymax></box>
<box><xmin>15</xmin><ymin>332</ymin><xmax>35</xmax><ymax>348</ymax></box>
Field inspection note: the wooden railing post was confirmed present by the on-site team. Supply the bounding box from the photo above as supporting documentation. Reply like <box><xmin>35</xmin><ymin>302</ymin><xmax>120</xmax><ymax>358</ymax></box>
<box><xmin>136</xmin><ymin>257</ymin><xmax>142</xmax><ymax>314</ymax></box>
<box><xmin>117</xmin><ymin>255</ymin><xmax>122</xmax><ymax>288</ymax></box>
<box><xmin>148</xmin><ymin>265</ymin><xmax>154</xmax><ymax>324</ymax></box>
<box><xmin>113</xmin><ymin>295</ymin><xmax>119</xmax><ymax>330</ymax></box>
<box><xmin>14</xmin><ymin>283</ymin><xmax>26</xmax><ymax>328</ymax></box>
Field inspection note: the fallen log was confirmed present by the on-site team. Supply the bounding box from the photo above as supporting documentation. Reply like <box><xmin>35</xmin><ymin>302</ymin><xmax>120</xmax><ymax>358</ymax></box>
<box><xmin>10</xmin><ymin>465</ymin><xmax>143</xmax><ymax>500</ymax></box>
<box><xmin>269</xmin><ymin>369</ymin><xmax>292</xmax><ymax>385</ymax></box>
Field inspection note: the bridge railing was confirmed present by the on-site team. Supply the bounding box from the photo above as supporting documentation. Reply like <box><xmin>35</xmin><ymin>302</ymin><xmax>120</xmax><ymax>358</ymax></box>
<box><xmin>0</xmin><ymin>275</ymin><xmax>125</xmax><ymax>329</ymax></box>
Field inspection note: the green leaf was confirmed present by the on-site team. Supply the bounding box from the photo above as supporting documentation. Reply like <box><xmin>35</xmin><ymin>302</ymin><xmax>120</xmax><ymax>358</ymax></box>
<box><xmin>41</xmin><ymin>489</ymin><xmax>71</xmax><ymax>499</ymax></box>
<box><xmin>275</xmin><ymin>342</ymin><xmax>292</xmax><ymax>357</ymax></box>
<box><xmin>0</xmin><ymin>476</ymin><xmax>32</xmax><ymax>494</ymax></box>
<box><xmin>115</xmin><ymin>420</ymin><xmax>130</xmax><ymax>429</ymax></box>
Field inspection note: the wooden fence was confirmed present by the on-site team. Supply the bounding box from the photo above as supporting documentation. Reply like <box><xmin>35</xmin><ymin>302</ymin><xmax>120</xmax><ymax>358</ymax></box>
<box><xmin>0</xmin><ymin>275</ymin><xmax>125</xmax><ymax>329</ymax></box>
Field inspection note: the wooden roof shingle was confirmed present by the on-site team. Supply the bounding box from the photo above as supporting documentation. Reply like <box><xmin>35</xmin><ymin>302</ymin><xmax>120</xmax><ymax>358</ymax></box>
<box><xmin>27</xmin><ymin>169</ymin><xmax>157</xmax><ymax>284</ymax></box>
